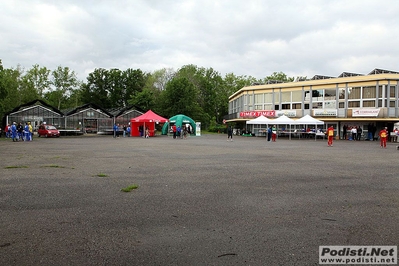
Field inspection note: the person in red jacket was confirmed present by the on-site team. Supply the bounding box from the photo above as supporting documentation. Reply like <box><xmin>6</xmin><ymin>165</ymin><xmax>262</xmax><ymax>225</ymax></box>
<box><xmin>379</xmin><ymin>127</ymin><xmax>388</xmax><ymax>148</ymax></box>
<box><xmin>327</xmin><ymin>125</ymin><xmax>334</xmax><ymax>147</ymax></box>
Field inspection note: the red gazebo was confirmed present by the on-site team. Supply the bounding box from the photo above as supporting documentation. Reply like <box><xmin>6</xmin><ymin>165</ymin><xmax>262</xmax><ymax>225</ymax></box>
<box><xmin>130</xmin><ymin>110</ymin><xmax>168</xmax><ymax>137</ymax></box>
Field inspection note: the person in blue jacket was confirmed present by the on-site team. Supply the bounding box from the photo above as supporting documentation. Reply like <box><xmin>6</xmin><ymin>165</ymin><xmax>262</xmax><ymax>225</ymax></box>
<box><xmin>267</xmin><ymin>126</ymin><xmax>272</xmax><ymax>142</ymax></box>
<box><xmin>11</xmin><ymin>122</ymin><xmax>18</xmax><ymax>142</ymax></box>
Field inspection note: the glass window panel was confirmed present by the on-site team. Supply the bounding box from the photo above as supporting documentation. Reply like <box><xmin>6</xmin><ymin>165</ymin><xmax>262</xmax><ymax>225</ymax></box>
<box><xmin>264</xmin><ymin>93</ymin><xmax>273</xmax><ymax>103</ymax></box>
<box><xmin>274</xmin><ymin>92</ymin><xmax>280</xmax><ymax>102</ymax></box>
<box><xmin>339</xmin><ymin>102</ymin><xmax>345</xmax><ymax>108</ymax></box>
<box><xmin>324</xmin><ymin>101</ymin><xmax>336</xmax><ymax>109</ymax></box>
<box><xmin>363</xmin><ymin>100</ymin><xmax>375</xmax><ymax>107</ymax></box>
<box><xmin>348</xmin><ymin>101</ymin><xmax>360</xmax><ymax>107</ymax></box>
<box><xmin>362</xmin><ymin>86</ymin><xmax>376</xmax><ymax>99</ymax></box>
<box><xmin>324</xmin><ymin>89</ymin><xmax>336</xmax><ymax>100</ymax></box>
<box><xmin>389</xmin><ymin>101</ymin><xmax>395</xmax><ymax>107</ymax></box>
<box><xmin>339</xmin><ymin>88</ymin><xmax>346</xmax><ymax>99</ymax></box>
<box><xmin>312</xmin><ymin>89</ymin><xmax>324</xmax><ymax>101</ymax></box>
<box><xmin>312</xmin><ymin>102</ymin><xmax>323</xmax><ymax>109</ymax></box>
<box><xmin>254</xmin><ymin>94</ymin><xmax>263</xmax><ymax>104</ymax></box>
<box><xmin>281</xmin><ymin>92</ymin><xmax>291</xmax><ymax>102</ymax></box>
<box><xmin>348</xmin><ymin>87</ymin><xmax>361</xmax><ymax>99</ymax></box>
<box><xmin>378</xmin><ymin>86</ymin><xmax>383</xmax><ymax>98</ymax></box>
<box><xmin>282</xmin><ymin>104</ymin><xmax>290</xmax><ymax>109</ymax></box>
<box><xmin>390</xmin><ymin>86</ymin><xmax>396</xmax><ymax>98</ymax></box>
<box><xmin>292</xmin><ymin>91</ymin><xmax>302</xmax><ymax>102</ymax></box>
<box><xmin>292</xmin><ymin>103</ymin><xmax>302</xmax><ymax>109</ymax></box>
<box><xmin>304</xmin><ymin>91</ymin><xmax>310</xmax><ymax>101</ymax></box>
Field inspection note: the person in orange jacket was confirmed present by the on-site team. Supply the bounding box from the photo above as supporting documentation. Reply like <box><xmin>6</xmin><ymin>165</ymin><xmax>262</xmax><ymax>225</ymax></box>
<box><xmin>379</xmin><ymin>127</ymin><xmax>388</xmax><ymax>148</ymax></box>
<box><xmin>327</xmin><ymin>125</ymin><xmax>334</xmax><ymax>147</ymax></box>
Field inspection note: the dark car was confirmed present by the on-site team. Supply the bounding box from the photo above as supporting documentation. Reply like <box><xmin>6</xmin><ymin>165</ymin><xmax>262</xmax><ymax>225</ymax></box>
<box><xmin>38</xmin><ymin>125</ymin><xmax>60</xmax><ymax>138</ymax></box>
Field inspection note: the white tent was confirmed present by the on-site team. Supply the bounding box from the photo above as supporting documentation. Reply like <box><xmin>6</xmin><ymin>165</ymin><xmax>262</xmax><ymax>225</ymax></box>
<box><xmin>246</xmin><ymin>115</ymin><xmax>272</xmax><ymax>125</ymax></box>
<box><xmin>295</xmin><ymin>114</ymin><xmax>325</xmax><ymax>141</ymax></box>
<box><xmin>295</xmin><ymin>114</ymin><xmax>324</xmax><ymax>125</ymax></box>
<box><xmin>271</xmin><ymin>114</ymin><xmax>296</xmax><ymax>125</ymax></box>
<box><xmin>269</xmin><ymin>115</ymin><xmax>296</xmax><ymax>140</ymax></box>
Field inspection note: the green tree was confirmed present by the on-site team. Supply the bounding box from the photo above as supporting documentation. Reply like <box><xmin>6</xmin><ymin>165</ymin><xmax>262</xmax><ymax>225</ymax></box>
<box><xmin>158</xmin><ymin>76</ymin><xmax>203</xmax><ymax>120</ymax></box>
<box><xmin>0</xmin><ymin>63</ymin><xmax>24</xmax><ymax>120</ymax></box>
<box><xmin>23</xmin><ymin>64</ymin><xmax>51</xmax><ymax>98</ymax></box>
<box><xmin>80</xmin><ymin>68</ymin><xmax>112</xmax><ymax>108</ymax></box>
<box><xmin>45</xmin><ymin>66</ymin><xmax>79</xmax><ymax>110</ymax></box>
<box><xmin>262</xmin><ymin>71</ymin><xmax>294</xmax><ymax>83</ymax></box>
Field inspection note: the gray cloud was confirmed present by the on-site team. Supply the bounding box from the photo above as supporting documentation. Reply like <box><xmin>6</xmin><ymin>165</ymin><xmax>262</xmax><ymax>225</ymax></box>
<box><xmin>1</xmin><ymin>0</ymin><xmax>399</xmax><ymax>81</ymax></box>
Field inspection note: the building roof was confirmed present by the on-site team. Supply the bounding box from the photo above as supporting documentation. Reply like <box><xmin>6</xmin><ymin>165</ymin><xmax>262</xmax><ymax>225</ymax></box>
<box><xmin>5</xmin><ymin>99</ymin><xmax>64</xmax><ymax>117</ymax></box>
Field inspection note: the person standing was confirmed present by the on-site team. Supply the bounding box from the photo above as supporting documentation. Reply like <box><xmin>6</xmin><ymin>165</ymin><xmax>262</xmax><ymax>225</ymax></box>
<box><xmin>379</xmin><ymin>127</ymin><xmax>388</xmax><ymax>148</ymax></box>
<box><xmin>367</xmin><ymin>123</ymin><xmax>373</xmax><ymax>140</ymax></box>
<box><xmin>172</xmin><ymin>124</ymin><xmax>177</xmax><ymax>139</ymax></box>
<box><xmin>24</xmin><ymin>122</ymin><xmax>30</xmax><ymax>141</ymax></box>
<box><xmin>351</xmin><ymin>126</ymin><xmax>357</xmax><ymax>141</ymax></box>
<box><xmin>28</xmin><ymin>122</ymin><xmax>33</xmax><ymax>141</ymax></box>
<box><xmin>271</xmin><ymin>125</ymin><xmax>277</xmax><ymax>142</ymax></box>
<box><xmin>357</xmin><ymin>126</ymin><xmax>362</xmax><ymax>141</ymax></box>
<box><xmin>227</xmin><ymin>126</ymin><xmax>233</xmax><ymax>141</ymax></box>
<box><xmin>267</xmin><ymin>126</ymin><xmax>272</xmax><ymax>142</ymax></box>
<box><xmin>113</xmin><ymin>123</ymin><xmax>119</xmax><ymax>138</ymax></box>
<box><xmin>123</xmin><ymin>124</ymin><xmax>127</xmax><ymax>137</ymax></box>
<box><xmin>11</xmin><ymin>122</ymin><xmax>18</xmax><ymax>142</ymax></box>
<box><xmin>327</xmin><ymin>125</ymin><xmax>334</xmax><ymax>147</ymax></box>
<box><xmin>342</xmin><ymin>125</ymin><xmax>347</xmax><ymax>140</ymax></box>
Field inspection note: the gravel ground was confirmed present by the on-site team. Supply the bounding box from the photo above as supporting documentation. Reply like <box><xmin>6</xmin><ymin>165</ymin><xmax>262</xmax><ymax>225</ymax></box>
<box><xmin>1</xmin><ymin>134</ymin><xmax>398</xmax><ymax>266</ymax></box>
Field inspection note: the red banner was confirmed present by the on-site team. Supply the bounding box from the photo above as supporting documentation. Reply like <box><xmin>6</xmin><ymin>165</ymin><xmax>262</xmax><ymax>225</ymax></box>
<box><xmin>240</xmin><ymin>110</ymin><xmax>275</xmax><ymax>118</ymax></box>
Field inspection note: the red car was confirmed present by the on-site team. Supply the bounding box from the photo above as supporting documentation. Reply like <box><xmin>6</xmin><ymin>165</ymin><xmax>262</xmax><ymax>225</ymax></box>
<box><xmin>38</xmin><ymin>124</ymin><xmax>60</xmax><ymax>137</ymax></box>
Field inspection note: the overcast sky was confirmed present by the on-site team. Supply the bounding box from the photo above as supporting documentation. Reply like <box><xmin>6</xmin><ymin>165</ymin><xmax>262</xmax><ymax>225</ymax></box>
<box><xmin>1</xmin><ymin>0</ymin><xmax>399</xmax><ymax>81</ymax></box>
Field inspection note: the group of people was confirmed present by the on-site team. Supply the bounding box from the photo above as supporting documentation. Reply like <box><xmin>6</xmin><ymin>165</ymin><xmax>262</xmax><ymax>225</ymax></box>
<box><xmin>4</xmin><ymin>122</ymin><xmax>33</xmax><ymax>142</ymax></box>
<box><xmin>113</xmin><ymin>123</ymin><xmax>131</xmax><ymax>138</ymax></box>
<box><xmin>342</xmin><ymin>125</ymin><xmax>364</xmax><ymax>141</ymax></box>
<box><xmin>171</xmin><ymin>124</ymin><xmax>190</xmax><ymax>139</ymax></box>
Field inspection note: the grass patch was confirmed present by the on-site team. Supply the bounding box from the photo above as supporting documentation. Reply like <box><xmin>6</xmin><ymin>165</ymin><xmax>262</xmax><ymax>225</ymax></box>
<box><xmin>121</xmin><ymin>184</ymin><xmax>139</xmax><ymax>192</ymax></box>
<box><xmin>4</xmin><ymin>165</ymin><xmax>28</xmax><ymax>169</ymax></box>
<box><xmin>41</xmin><ymin>164</ymin><xmax>65</xmax><ymax>168</ymax></box>
<box><xmin>96</xmin><ymin>173</ymin><xmax>108</xmax><ymax>177</ymax></box>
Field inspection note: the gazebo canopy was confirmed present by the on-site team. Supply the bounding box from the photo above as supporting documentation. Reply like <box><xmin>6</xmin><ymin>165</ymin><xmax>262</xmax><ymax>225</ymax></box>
<box><xmin>295</xmin><ymin>114</ymin><xmax>324</xmax><ymax>125</ymax></box>
<box><xmin>246</xmin><ymin>115</ymin><xmax>271</xmax><ymax>125</ymax></box>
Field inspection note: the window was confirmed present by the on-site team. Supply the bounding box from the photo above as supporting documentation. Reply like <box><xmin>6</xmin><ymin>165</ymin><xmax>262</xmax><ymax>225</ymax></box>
<box><xmin>274</xmin><ymin>92</ymin><xmax>280</xmax><ymax>103</ymax></box>
<box><xmin>264</xmin><ymin>93</ymin><xmax>273</xmax><ymax>103</ymax></box>
<box><xmin>312</xmin><ymin>102</ymin><xmax>323</xmax><ymax>109</ymax></box>
<box><xmin>348</xmin><ymin>101</ymin><xmax>360</xmax><ymax>107</ymax></box>
<box><xmin>282</xmin><ymin>104</ymin><xmax>290</xmax><ymax>109</ymax></box>
<box><xmin>324</xmin><ymin>89</ymin><xmax>336</xmax><ymax>100</ymax></box>
<box><xmin>378</xmin><ymin>86</ymin><xmax>383</xmax><ymax>98</ymax></box>
<box><xmin>292</xmin><ymin>91</ymin><xmax>302</xmax><ymax>102</ymax></box>
<box><xmin>339</xmin><ymin>88</ymin><xmax>346</xmax><ymax>99</ymax></box>
<box><xmin>348</xmin><ymin>87</ymin><xmax>361</xmax><ymax>99</ymax></box>
<box><xmin>264</xmin><ymin>104</ymin><xmax>273</xmax><ymax>110</ymax></box>
<box><xmin>304</xmin><ymin>103</ymin><xmax>310</xmax><ymax>109</ymax></box>
<box><xmin>339</xmin><ymin>102</ymin><xmax>345</xmax><ymax>108</ymax></box>
<box><xmin>254</xmin><ymin>94</ymin><xmax>263</xmax><ymax>104</ymax></box>
<box><xmin>390</xmin><ymin>86</ymin><xmax>396</xmax><ymax>98</ymax></box>
<box><xmin>274</xmin><ymin>105</ymin><xmax>279</xmax><ymax>110</ymax></box>
<box><xmin>324</xmin><ymin>101</ymin><xmax>336</xmax><ymax>109</ymax></box>
<box><xmin>362</xmin><ymin>86</ymin><xmax>376</xmax><ymax>99</ymax></box>
<box><xmin>312</xmin><ymin>89</ymin><xmax>324</xmax><ymax>101</ymax></box>
<box><xmin>254</xmin><ymin>104</ymin><xmax>263</xmax><ymax>110</ymax></box>
<box><xmin>281</xmin><ymin>92</ymin><xmax>291</xmax><ymax>102</ymax></box>
<box><xmin>363</xmin><ymin>100</ymin><xmax>375</xmax><ymax>107</ymax></box>
<box><xmin>389</xmin><ymin>101</ymin><xmax>395</xmax><ymax>107</ymax></box>
<box><xmin>292</xmin><ymin>103</ymin><xmax>301</xmax><ymax>109</ymax></box>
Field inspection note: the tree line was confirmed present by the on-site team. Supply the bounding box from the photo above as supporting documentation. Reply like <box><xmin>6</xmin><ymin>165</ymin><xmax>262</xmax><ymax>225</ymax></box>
<box><xmin>0</xmin><ymin>59</ymin><xmax>293</xmax><ymax>129</ymax></box>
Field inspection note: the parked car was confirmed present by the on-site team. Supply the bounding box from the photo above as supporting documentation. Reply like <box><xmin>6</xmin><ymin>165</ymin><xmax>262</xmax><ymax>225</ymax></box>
<box><xmin>37</xmin><ymin>124</ymin><xmax>60</xmax><ymax>137</ymax></box>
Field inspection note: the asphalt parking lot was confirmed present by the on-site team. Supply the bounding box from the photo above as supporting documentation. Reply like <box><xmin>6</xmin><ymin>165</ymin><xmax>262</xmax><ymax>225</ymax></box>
<box><xmin>1</xmin><ymin>134</ymin><xmax>398</xmax><ymax>266</ymax></box>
